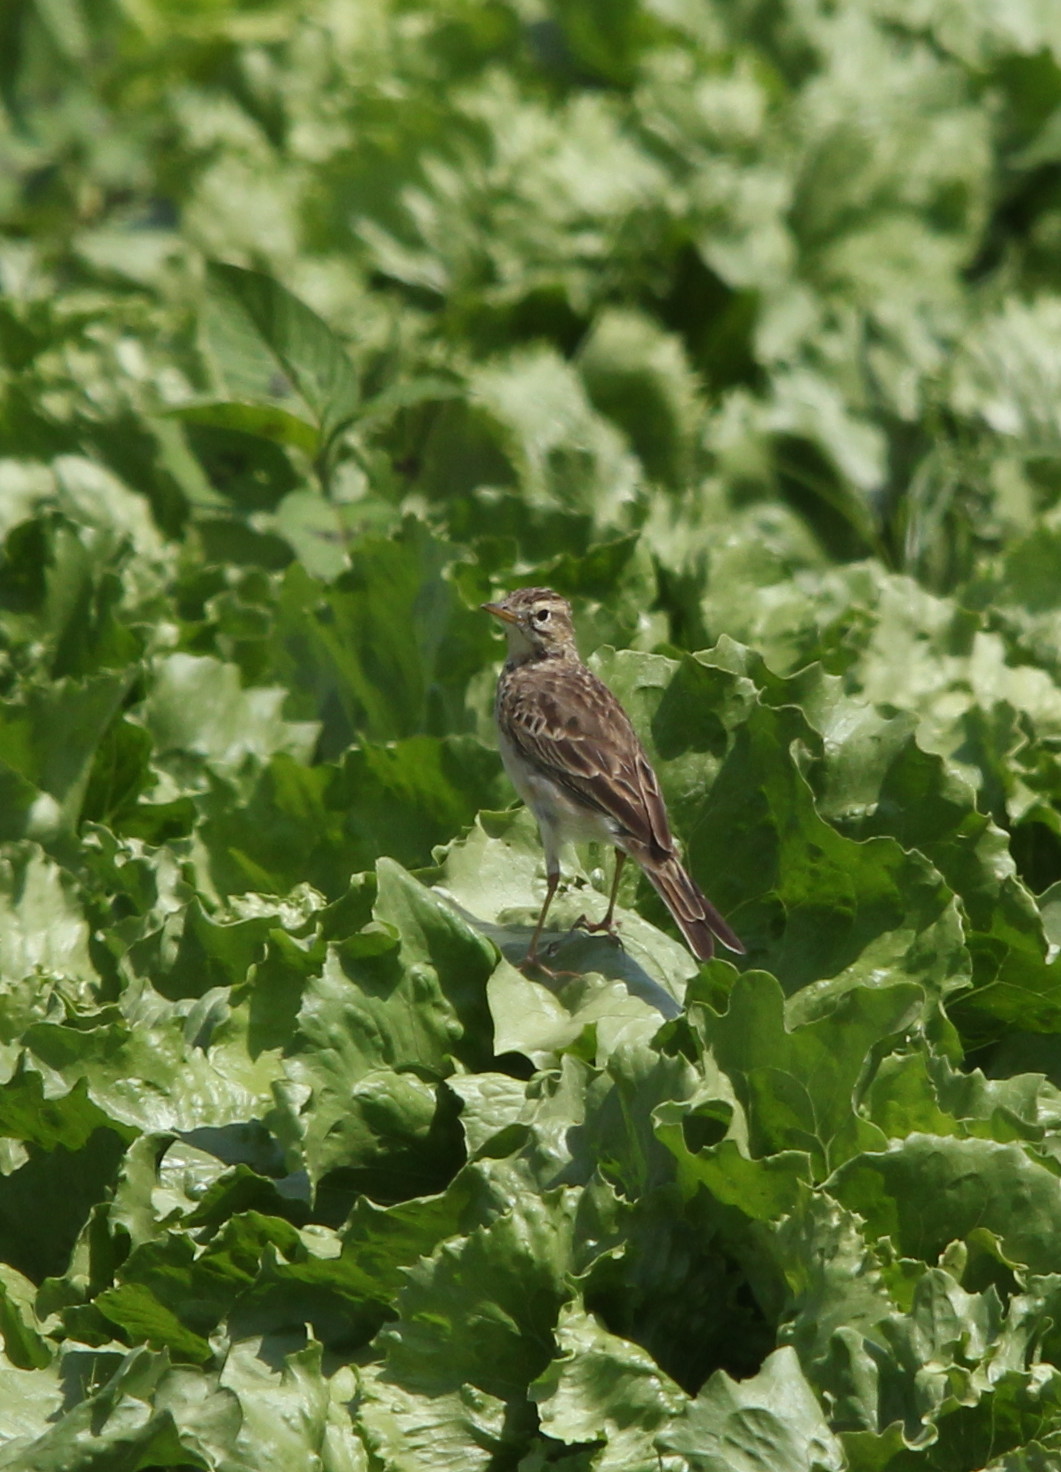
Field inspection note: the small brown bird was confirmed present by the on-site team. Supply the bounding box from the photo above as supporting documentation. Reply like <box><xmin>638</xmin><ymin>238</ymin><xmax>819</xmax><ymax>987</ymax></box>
<box><xmin>482</xmin><ymin>587</ymin><xmax>744</xmax><ymax>969</ymax></box>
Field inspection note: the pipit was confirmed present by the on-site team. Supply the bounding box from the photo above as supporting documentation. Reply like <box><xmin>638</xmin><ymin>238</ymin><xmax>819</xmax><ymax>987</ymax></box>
<box><xmin>482</xmin><ymin>587</ymin><xmax>744</xmax><ymax>969</ymax></box>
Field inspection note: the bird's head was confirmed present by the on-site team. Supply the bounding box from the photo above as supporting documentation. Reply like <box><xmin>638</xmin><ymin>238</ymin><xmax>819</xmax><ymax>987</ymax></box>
<box><xmin>481</xmin><ymin>587</ymin><xmax>578</xmax><ymax>661</ymax></box>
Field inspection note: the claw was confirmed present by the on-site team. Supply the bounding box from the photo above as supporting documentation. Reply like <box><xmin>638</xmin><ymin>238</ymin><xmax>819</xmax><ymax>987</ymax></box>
<box><xmin>571</xmin><ymin>913</ymin><xmax>625</xmax><ymax>948</ymax></box>
<box><xmin>518</xmin><ymin>949</ymin><xmax>579</xmax><ymax>981</ymax></box>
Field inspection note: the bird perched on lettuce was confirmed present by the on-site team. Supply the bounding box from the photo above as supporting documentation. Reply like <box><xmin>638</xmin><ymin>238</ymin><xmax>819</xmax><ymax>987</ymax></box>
<box><xmin>482</xmin><ymin>587</ymin><xmax>744</xmax><ymax>969</ymax></box>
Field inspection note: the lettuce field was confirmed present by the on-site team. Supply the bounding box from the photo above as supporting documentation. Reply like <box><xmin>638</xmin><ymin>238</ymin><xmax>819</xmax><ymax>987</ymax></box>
<box><xmin>5</xmin><ymin>0</ymin><xmax>1061</xmax><ymax>1466</ymax></box>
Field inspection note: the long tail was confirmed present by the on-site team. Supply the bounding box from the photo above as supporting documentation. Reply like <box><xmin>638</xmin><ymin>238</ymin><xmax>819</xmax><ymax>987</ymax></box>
<box><xmin>643</xmin><ymin>855</ymin><xmax>744</xmax><ymax>961</ymax></box>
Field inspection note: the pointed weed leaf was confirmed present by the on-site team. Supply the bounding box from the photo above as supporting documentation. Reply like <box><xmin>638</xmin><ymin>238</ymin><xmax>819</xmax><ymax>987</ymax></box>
<box><xmin>168</xmin><ymin>399</ymin><xmax>320</xmax><ymax>461</ymax></box>
<box><xmin>356</xmin><ymin>373</ymin><xmax>464</xmax><ymax>433</ymax></box>
<box><xmin>203</xmin><ymin>263</ymin><xmax>361</xmax><ymax>449</ymax></box>
<box><xmin>171</xmin><ymin>414</ymin><xmax>308</xmax><ymax>522</ymax></box>
<box><xmin>269</xmin><ymin>487</ymin><xmax>356</xmax><ymax>581</ymax></box>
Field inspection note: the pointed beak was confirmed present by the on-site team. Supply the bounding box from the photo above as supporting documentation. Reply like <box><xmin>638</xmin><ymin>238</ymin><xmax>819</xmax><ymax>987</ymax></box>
<box><xmin>481</xmin><ymin>601</ymin><xmax>518</xmax><ymax>624</ymax></box>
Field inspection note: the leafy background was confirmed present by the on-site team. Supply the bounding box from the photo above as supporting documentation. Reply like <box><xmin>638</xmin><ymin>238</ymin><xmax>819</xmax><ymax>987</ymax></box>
<box><xmin>3</xmin><ymin>0</ymin><xmax>1061</xmax><ymax>1467</ymax></box>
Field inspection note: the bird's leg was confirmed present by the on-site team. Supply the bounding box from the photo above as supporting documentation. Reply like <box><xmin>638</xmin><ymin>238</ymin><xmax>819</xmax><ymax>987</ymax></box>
<box><xmin>574</xmin><ymin>851</ymin><xmax>627</xmax><ymax>940</ymax></box>
<box><xmin>600</xmin><ymin>850</ymin><xmax>626</xmax><ymax>931</ymax></box>
<box><xmin>521</xmin><ymin>867</ymin><xmax>560</xmax><ymax>972</ymax></box>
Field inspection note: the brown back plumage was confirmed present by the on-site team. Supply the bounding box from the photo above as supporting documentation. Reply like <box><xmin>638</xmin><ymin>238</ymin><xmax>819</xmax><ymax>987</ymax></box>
<box><xmin>497</xmin><ymin>656</ymin><xmax>674</xmax><ymax>864</ymax></box>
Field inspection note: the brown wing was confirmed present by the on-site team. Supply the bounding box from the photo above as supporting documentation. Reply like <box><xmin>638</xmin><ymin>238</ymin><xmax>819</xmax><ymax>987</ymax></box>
<box><xmin>500</xmin><ymin>659</ymin><xmax>674</xmax><ymax>862</ymax></box>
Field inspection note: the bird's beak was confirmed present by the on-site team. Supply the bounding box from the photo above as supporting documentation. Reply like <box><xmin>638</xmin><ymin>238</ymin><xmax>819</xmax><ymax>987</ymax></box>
<box><xmin>481</xmin><ymin>601</ymin><xmax>518</xmax><ymax>624</ymax></box>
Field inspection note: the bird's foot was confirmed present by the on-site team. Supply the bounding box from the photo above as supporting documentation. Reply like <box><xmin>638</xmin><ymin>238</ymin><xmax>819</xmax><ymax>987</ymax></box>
<box><xmin>519</xmin><ymin>931</ymin><xmax>589</xmax><ymax>978</ymax></box>
<box><xmin>571</xmin><ymin>913</ymin><xmax>625</xmax><ymax>948</ymax></box>
<box><xmin>518</xmin><ymin>949</ymin><xmax>580</xmax><ymax>980</ymax></box>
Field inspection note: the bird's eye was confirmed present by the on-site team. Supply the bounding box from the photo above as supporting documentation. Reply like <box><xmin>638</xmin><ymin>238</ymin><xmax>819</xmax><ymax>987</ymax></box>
<box><xmin>534</xmin><ymin>607</ymin><xmax>551</xmax><ymax>623</ymax></box>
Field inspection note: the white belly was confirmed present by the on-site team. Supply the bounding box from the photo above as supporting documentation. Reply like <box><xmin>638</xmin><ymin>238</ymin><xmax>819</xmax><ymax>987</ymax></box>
<box><xmin>498</xmin><ymin>726</ymin><xmax>619</xmax><ymax>854</ymax></box>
